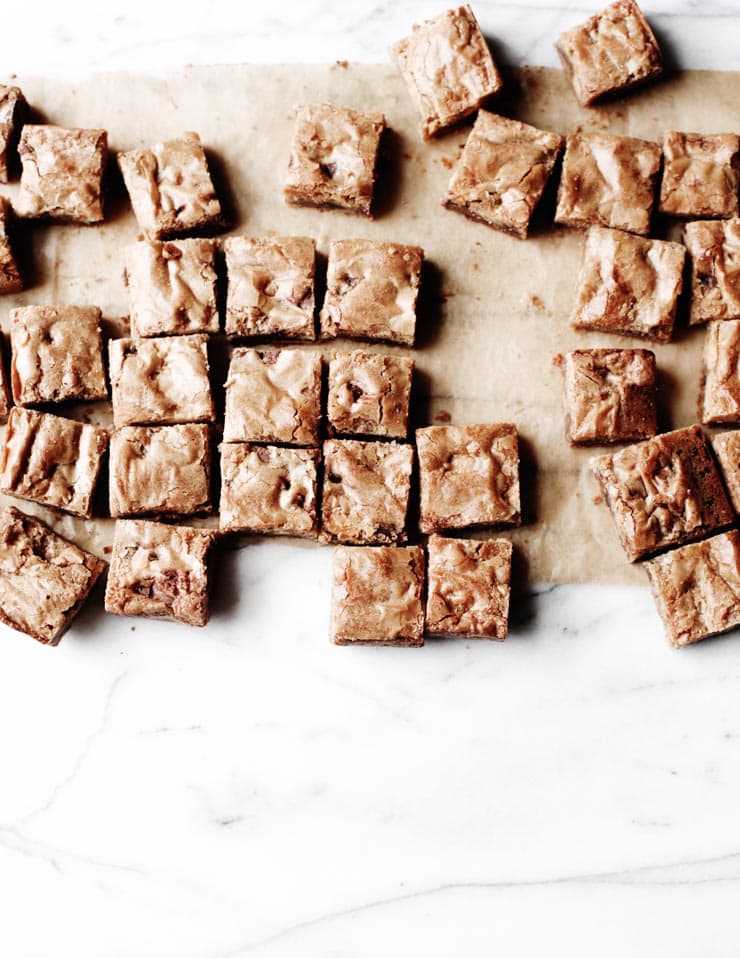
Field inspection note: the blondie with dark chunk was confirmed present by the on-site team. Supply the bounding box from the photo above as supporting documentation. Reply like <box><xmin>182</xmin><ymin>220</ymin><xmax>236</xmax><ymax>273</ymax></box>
<box><xmin>327</xmin><ymin>349</ymin><xmax>413</xmax><ymax>439</ymax></box>
<box><xmin>570</xmin><ymin>226</ymin><xmax>685</xmax><ymax>342</ymax></box>
<box><xmin>712</xmin><ymin>430</ymin><xmax>740</xmax><ymax>513</ymax></box>
<box><xmin>0</xmin><ymin>85</ymin><xmax>26</xmax><ymax>182</ymax></box>
<box><xmin>224</xmin><ymin>236</ymin><xmax>316</xmax><ymax>340</ymax></box>
<box><xmin>684</xmin><ymin>219</ymin><xmax>740</xmax><ymax>325</ymax></box>
<box><xmin>0</xmin><ymin>197</ymin><xmax>22</xmax><ymax>294</ymax></box>
<box><xmin>16</xmin><ymin>125</ymin><xmax>107</xmax><ymax>224</ymax></box>
<box><xmin>390</xmin><ymin>5</ymin><xmax>502</xmax><ymax>140</ymax></box>
<box><xmin>426</xmin><ymin>534</ymin><xmax>512</xmax><ymax>640</ymax></box>
<box><xmin>331</xmin><ymin>545</ymin><xmax>425</xmax><ymax>646</ymax></box>
<box><xmin>284</xmin><ymin>103</ymin><xmax>386</xmax><ymax>216</ymax></box>
<box><xmin>105</xmin><ymin>519</ymin><xmax>216</xmax><ymax>627</ymax></box>
<box><xmin>701</xmin><ymin>321</ymin><xmax>740</xmax><ymax>424</ymax></box>
<box><xmin>659</xmin><ymin>132</ymin><xmax>740</xmax><ymax>219</ymax></box>
<box><xmin>592</xmin><ymin>424</ymin><xmax>734</xmax><ymax>562</ymax></box>
<box><xmin>0</xmin><ymin>505</ymin><xmax>106</xmax><ymax>645</ymax></box>
<box><xmin>0</xmin><ymin>336</ymin><xmax>10</xmax><ymax>421</ymax></box>
<box><xmin>644</xmin><ymin>530</ymin><xmax>740</xmax><ymax>647</ymax></box>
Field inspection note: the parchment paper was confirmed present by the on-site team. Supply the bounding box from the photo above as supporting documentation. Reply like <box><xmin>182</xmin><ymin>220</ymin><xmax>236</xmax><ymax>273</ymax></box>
<box><xmin>2</xmin><ymin>63</ymin><xmax>740</xmax><ymax>584</ymax></box>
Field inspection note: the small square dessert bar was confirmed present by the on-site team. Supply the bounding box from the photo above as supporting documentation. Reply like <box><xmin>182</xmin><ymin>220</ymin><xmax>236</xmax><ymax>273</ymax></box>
<box><xmin>118</xmin><ymin>132</ymin><xmax>222</xmax><ymax>239</ymax></box>
<box><xmin>105</xmin><ymin>518</ymin><xmax>216</xmax><ymax>627</ymax></box>
<box><xmin>570</xmin><ymin>226</ymin><xmax>685</xmax><ymax>342</ymax></box>
<box><xmin>0</xmin><ymin>84</ymin><xmax>26</xmax><ymax>182</ymax></box>
<box><xmin>701</xmin><ymin>320</ymin><xmax>740</xmax><ymax>425</ymax></box>
<box><xmin>16</xmin><ymin>125</ymin><xmax>107</xmax><ymax>224</ymax></box>
<box><xmin>556</xmin><ymin>0</ymin><xmax>663</xmax><ymax>106</ymax></box>
<box><xmin>0</xmin><ymin>407</ymin><xmax>108</xmax><ymax>517</ymax></box>
<box><xmin>416</xmin><ymin>423</ymin><xmax>521</xmax><ymax>533</ymax></box>
<box><xmin>558</xmin><ymin>348</ymin><xmax>657</xmax><ymax>444</ymax></box>
<box><xmin>320</xmin><ymin>239</ymin><xmax>422</xmax><ymax>345</ymax></box>
<box><xmin>109</xmin><ymin>423</ymin><xmax>212</xmax><ymax>518</ymax></box>
<box><xmin>109</xmin><ymin>334</ymin><xmax>215</xmax><ymax>428</ymax></box>
<box><xmin>684</xmin><ymin>219</ymin><xmax>740</xmax><ymax>325</ymax></box>
<box><xmin>327</xmin><ymin>349</ymin><xmax>414</xmax><ymax>440</ymax></box>
<box><xmin>555</xmin><ymin>132</ymin><xmax>661</xmax><ymax>235</ymax></box>
<box><xmin>331</xmin><ymin>545</ymin><xmax>425</xmax><ymax>647</ymax></box>
<box><xmin>659</xmin><ymin>132</ymin><xmax>740</xmax><ymax>219</ymax></box>
<box><xmin>712</xmin><ymin>430</ymin><xmax>740</xmax><ymax>513</ymax></box>
<box><xmin>0</xmin><ymin>197</ymin><xmax>22</xmax><ymax>294</ymax></box>
<box><xmin>224</xmin><ymin>236</ymin><xmax>316</xmax><ymax>340</ymax></box>
<box><xmin>284</xmin><ymin>103</ymin><xmax>386</xmax><ymax>216</ymax></box>
<box><xmin>223</xmin><ymin>348</ymin><xmax>321</xmax><ymax>446</ymax></box>
<box><xmin>321</xmin><ymin>438</ymin><xmax>413</xmax><ymax>545</ymax></box>
<box><xmin>0</xmin><ymin>505</ymin><xmax>106</xmax><ymax>646</ymax></box>
<box><xmin>10</xmin><ymin>305</ymin><xmax>107</xmax><ymax>406</ymax></box>
<box><xmin>444</xmin><ymin>111</ymin><xmax>563</xmax><ymax>239</ymax></box>
<box><xmin>644</xmin><ymin>530</ymin><xmax>740</xmax><ymax>648</ymax></box>
<box><xmin>426</xmin><ymin>534</ymin><xmax>512</xmax><ymax>640</ymax></box>
<box><xmin>391</xmin><ymin>5</ymin><xmax>502</xmax><ymax>140</ymax></box>
<box><xmin>219</xmin><ymin>443</ymin><xmax>319</xmax><ymax>538</ymax></box>
<box><xmin>592</xmin><ymin>424</ymin><xmax>734</xmax><ymax>562</ymax></box>
<box><xmin>125</xmin><ymin>239</ymin><xmax>219</xmax><ymax>338</ymax></box>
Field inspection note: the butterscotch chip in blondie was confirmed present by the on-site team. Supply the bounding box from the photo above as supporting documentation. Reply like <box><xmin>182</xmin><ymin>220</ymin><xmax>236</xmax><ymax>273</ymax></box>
<box><xmin>0</xmin><ymin>505</ymin><xmax>106</xmax><ymax>646</ymax></box>
<box><xmin>659</xmin><ymin>132</ymin><xmax>740</xmax><ymax>219</ymax></box>
<box><xmin>592</xmin><ymin>424</ymin><xmax>734</xmax><ymax>562</ymax></box>
<box><xmin>219</xmin><ymin>443</ymin><xmax>318</xmax><ymax>537</ymax></box>
<box><xmin>570</xmin><ymin>226</ymin><xmax>685</xmax><ymax>342</ymax></box>
<box><xmin>644</xmin><ymin>530</ymin><xmax>740</xmax><ymax>647</ymax></box>
<box><xmin>701</xmin><ymin>321</ymin><xmax>740</xmax><ymax>425</ymax></box>
<box><xmin>443</xmin><ymin>111</ymin><xmax>563</xmax><ymax>239</ymax></box>
<box><xmin>0</xmin><ymin>407</ymin><xmax>108</xmax><ymax>517</ymax></box>
<box><xmin>109</xmin><ymin>423</ymin><xmax>212</xmax><ymax>518</ymax></box>
<box><xmin>416</xmin><ymin>423</ymin><xmax>521</xmax><ymax>534</ymax></box>
<box><xmin>104</xmin><ymin>519</ymin><xmax>215</xmax><ymax>627</ymax></box>
<box><xmin>320</xmin><ymin>239</ymin><xmax>422</xmax><ymax>346</ymax></box>
<box><xmin>0</xmin><ymin>196</ymin><xmax>22</xmax><ymax>294</ymax></box>
<box><xmin>0</xmin><ymin>85</ymin><xmax>26</xmax><ymax>182</ymax></box>
<box><xmin>426</xmin><ymin>534</ymin><xmax>512</xmax><ymax>640</ymax></box>
<box><xmin>109</xmin><ymin>334</ymin><xmax>215</xmax><ymax>428</ymax></box>
<box><xmin>284</xmin><ymin>103</ymin><xmax>386</xmax><ymax>217</ymax></box>
<box><xmin>556</xmin><ymin>0</ymin><xmax>663</xmax><ymax>107</ymax></box>
<box><xmin>125</xmin><ymin>239</ymin><xmax>219</xmax><ymax>338</ymax></box>
<box><xmin>16</xmin><ymin>125</ymin><xmax>107</xmax><ymax>224</ymax></box>
<box><xmin>224</xmin><ymin>236</ymin><xmax>316</xmax><ymax>340</ymax></box>
<box><xmin>558</xmin><ymin>348</ymin><xmax>657</xmax><ymax>444</ymax></box>
<box><xmin>331</xmin><ymin>545</ymin><xmax>425</xmax><ymax>647</ymax></box>
<box><xmin>711</xmin><ymin>430</ymin><xmax>740</xmax><ymax>514</ymax></box>
<box><xmin>390</xmin><ymin>5</ymin><xmax>503</xmax><ymax>140</ymax></box>
<box><xmin>327</xmin><ymin>349</ymin><xmax>413</xmax><ymax>440</ymax></box>
<box><xmin>555</xmin><ymin>132</ymin><xmax>661</xmax><ymax>235</ymax></box>
<box><xmin>118</xmin><ymin>132</ymin><xmax>222</xmax><ymax>239</ymax></box>
<box><xmin>10</xmin><ymin>305</ymin><xmax>107</xmax><ymax>406</ymax></box>
<box><xmin>684</xmin><ymin>219</ymin><xmax>740</xmax><ymax>325</ymax></box>
<box><xmin>223</xmin><ymin>348</ymin><xmax>321</xmax><ymax>446</ymax></box>
<box><xmin>321</xmin><ymin>438</ymin><xmax>413</xmax><ymax>545</ymax></box>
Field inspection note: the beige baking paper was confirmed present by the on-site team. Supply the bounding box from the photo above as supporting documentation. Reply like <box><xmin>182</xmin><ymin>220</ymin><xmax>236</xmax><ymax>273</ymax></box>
<box><xmin>2</xmin><ymin>63</ymin><xmax>740</xmax><ymax>584</ymax></box>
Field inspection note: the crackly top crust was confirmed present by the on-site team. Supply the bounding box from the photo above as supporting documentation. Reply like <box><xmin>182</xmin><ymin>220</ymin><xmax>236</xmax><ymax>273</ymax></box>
<box><xmin>283</xmin><ymin>103</ymin><xmax>386</xmax><ymax>216</ymax></box>
<box><xmin>0</xmin><ymin>407</ymin><xmax>108</xmax><ymax>517</ymax></box>
<box><xmin>109</xmin><ymin>423</ymin><xmax>212</xmax><ymax>518</ymax></box>
<box><xmin>684</xmin><ymin>218</ymin><xmax>740</xmax><ymax>326</ymax></box>
<box><xmin>570</xmin><ymin>225</ymin><xmax>685</xmax><ymax>342</ymax></box>
<box><xmin>125</xmin><ymin>239</ymin><xmax>219</xmax><ymax>337</ymax></box>
<box><xmin>223</xmin><ymin>347</ymin><xmax>322</xmax><ymax>446</ymax></box>
<box><xmin>219</xmin><ymin>443</ymin><xmax>319</xmax><ymax>537</ymax></box>
<box><xmin>224</xmin><ymin>236</ymin><xmax>316</xmax><ymax>340</ymax></box>
<box><xmin>327</xmin><ymin>349</ymin><xmax>414</xmax><ymax>439</ymax></box>
<box><xmin>331</xmin><ymin>544</ymin><xmax>425</xmax><ymax>646</ymax></box>
<box><xmin>0</xmin><ymin>505</ymin><xmax>106</xmax><ymax>645</ymax></box>
<box><xmin>0</xmin><ymin>196</ymin><xmax>22</xmax><ymax>294</ymax></box>
<box><xmin>444</xmin><ymin>110</ymin><xmax>563</xmax><ymax>238</ymax></box>
<box><xmin>117</xmin><ymin>132</ymin><xmax>222</xmax><ymax>239</ymax></box>
<box><xmin>16</xmin><ymin>125</ymin><xmax>107</xmax><ymax>224</ymax></box>
<box><xmin>556</xmin><ymin>0</ymin><xmax>662</xmax><ymax>106</ymax></box>
<box><xmin>712</xmin><ymin>430</ymin><xmax>740</xmax><ymax>513</ymax></box>
<box><xmin>320</xmin><ymin>239</ymin><xmax>422</xmax><ymax>345</ymax></box>
<box><xmin>555</xmin><ymin>132</ymin><xmax>661</xmax><ymax>235</ymax></box>
<box><xmin>105</xmin><ymin>518</ymin><xmax>215</xmax><ymax>627</ymax></box>
<box><xmin>592</xmin><ymin>424</ymin><xmax>734</xmax><ymax>562</ymax></box>
<box><xmin>321</xmin><ymin>438</ymin><xmax>413</xmax><ymax>545</ymax></box>
<box><xmin>660</xmin><ymin>132</ymin><xmax>740</xmax><ymax>219</ymax></box>
<box><xmin>416</xmin><ymin>423</ymin><xmax>521</xmax><ymax>533</ymax></box>
<box><xmin>0</xmin><ymin>85</ymin><xmax>26</xmax><ymax>182</ymax></box>
<box><xmin>702</xmin><ymin>320</ymin><xmax>740</xmax><ymax>425</ymax></box>
<box><xmin>10</xmin><ymin>305</ymin><xmax>108</xmax><ymax>406</ymax></box>
<box><xmin>644</xmin><ymin>530</ymin><xmax>740</xmax><ymax>647</ymax></box>
<box><xmin>391</xmin><ymin>5</ymin><xmax>502</xmax><ymax>140</ymax></box>
<box><xmin>109</xmin><ymin>334</ymin><xmax>215</xmax><ymax>428</ymax></box>
<box><xmin>559</xmin><ymin>348</ymin><xmax>657</xmax><ymax>444</ymax></box>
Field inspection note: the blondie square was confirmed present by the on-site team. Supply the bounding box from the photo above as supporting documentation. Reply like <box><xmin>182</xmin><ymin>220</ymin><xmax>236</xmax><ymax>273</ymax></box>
<box><xmin>331</xmin><ymin>545</ymin><xmax>425</xmax><ymax>647</ymax></box>
<box><xmin>712</xmin><ymin>430</ymin><xmax>740</xmax><ymax>513</ymax></box>
<box><xmin>326</xmin><ymin>349</ymin><xmax>413</xmax><ymax>440</ymax></box>
<box><xmin>0</xmin><ymin>197</ymin><xmax>22</xmax><ymax>294</ymax></box>
<box><xmin>659</xmin><ymin>132</ymin><xmax>740</xmax><ymax>219</ymax></box>
<box><xmin>701</xmin><ymin>320</ymin><xmax>740</xmax><ymax>424</ymax></box>
<box><xmin>684</xmin><ymin>219</ymin><xmax>740</xmax><ymax>325</ymax></box>
<box><xmin>0</xmin><ymin>85</ymin><xmax>26</xmax><ymax>182</ymax></box>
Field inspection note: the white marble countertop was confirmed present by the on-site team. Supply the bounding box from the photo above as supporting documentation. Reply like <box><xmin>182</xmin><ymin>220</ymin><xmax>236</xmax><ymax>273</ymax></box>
<box><xmin>3</xmin><ymin>2</ymin><xmax>740</xmax><ymax>956</ymax></box>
